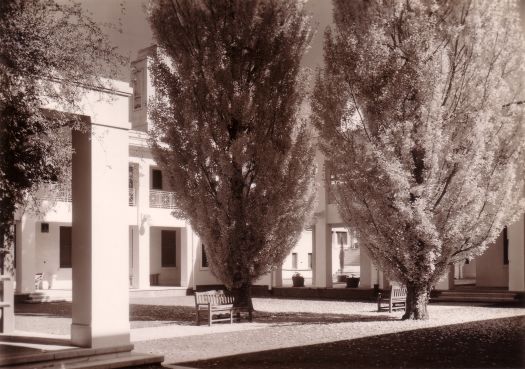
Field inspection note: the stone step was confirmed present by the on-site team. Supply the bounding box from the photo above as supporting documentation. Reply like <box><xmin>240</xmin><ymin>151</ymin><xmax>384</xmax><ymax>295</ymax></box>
<box><xmin>129</xmin><ymin>287</ymin><xmax>191</xmax><ymax>298</ymax></box>
<box><xmin>24</xmin><ymin>291</ymin><xmax>72</xmax><ymax>303</ymax></box>
<box><xmin>437</xmin><ymin>291</ymin><xmax>517</xmax><ymax>298</ymax></box>
<box><xmin>9</xmin><ymin>352</ymin><xmax>164</xmax><ymax>369</ymax></box>
<box><xmin>0</xmin><ymin>342</ymin><xmax>163</xmax><ymax>369</ymax></box>
<box><xmin>431</xmin><ymin>296</ymin><xmax>517</xmax><ymax>303</ymax></box>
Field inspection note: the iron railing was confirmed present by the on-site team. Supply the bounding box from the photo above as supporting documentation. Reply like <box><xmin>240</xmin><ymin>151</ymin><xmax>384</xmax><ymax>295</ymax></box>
<box><xmin>149</xmin><ymin>190</ymin><xmax>177</xmax><ymax>209</ymax></box>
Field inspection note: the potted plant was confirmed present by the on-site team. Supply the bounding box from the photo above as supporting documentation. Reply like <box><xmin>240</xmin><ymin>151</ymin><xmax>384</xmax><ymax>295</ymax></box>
<box><xmin>346</xmin><ymin>274</ymin><xmax>360</xmax><ymax>288</ymax></box>
<box><xmin>292</xmin><ymin>272</ymin><xmax>305</xmax><ymax>287</ymax></box>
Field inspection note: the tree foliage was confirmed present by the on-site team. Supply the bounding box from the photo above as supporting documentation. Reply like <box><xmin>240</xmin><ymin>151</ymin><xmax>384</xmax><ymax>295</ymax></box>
<box><xmin>148</xmin><ymin>0</ymin><xmax>315</xmax><ymax>308</ymax></box>
<box><xmin>313</xmin><ymin>0</ymin><xmax>525</xmax><ymax>319</ymax></box>
<box><xmin>0</xmin><ymin>0</ymin><xmax>123</xmax><ymax>273</ymax></box>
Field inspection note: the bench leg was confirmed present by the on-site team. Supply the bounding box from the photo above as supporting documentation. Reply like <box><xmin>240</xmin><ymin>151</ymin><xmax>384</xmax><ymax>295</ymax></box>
<box><xmin>389</xmin><ymin>303</ymin><xmax>392</xmax><ymax>313</ymax></box>
<box><xmin>196</xmin><ymin>310</ymin><xmax>200</xmax><ymax>326</ymax></box>
<box><xmin>208</xmin><ymin>309</ymin><xmax>212</xmax><ymax>327</ymax></box>
<box><xmin>230</xmin><ymin>310</ymin><xmax>233</xmax><ymax>324</ymax></box>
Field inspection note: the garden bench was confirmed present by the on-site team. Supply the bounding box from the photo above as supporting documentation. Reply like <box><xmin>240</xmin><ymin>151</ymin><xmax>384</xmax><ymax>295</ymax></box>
<box><xmin>194</xmin><ymin>290</ymin><xmax>237</xmax><ymax>326</ymax></box>
<box><xmin>377</xmin><ymin>285</ymin><xmax>407</xmax><ymax>313</ymax></box>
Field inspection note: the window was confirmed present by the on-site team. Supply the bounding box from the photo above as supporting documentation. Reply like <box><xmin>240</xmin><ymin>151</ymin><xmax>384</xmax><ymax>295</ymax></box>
<box><xmin>336</xmin><ymin>231</ymin><xmax>348</xmax><ymax>246</ymax></box>
<box><xmin>201</xmin><ymin>244</ymin><xmax>209</xmax><ymax>268</ymax></box>
<box><xmin>503</xmin><ymin>227</ymin><xmax>509</xmax><ymax>265</ymax></box>
<box><xmin>41</xmin><ymin>223</ymin><xmax>49</xmax><ymax>233</ymax></box>
<box><xmin>60</xmin><ymin>226</ymin><xmax>72</xmax><ymax>268</ymax></box>
<box><xmin>292</xmin><ymin>253</ymin><xmax>298</xmax><ymax>269</ymax></box>
<box><xmin>161</xmin><ymin>230</ymin><xmax>176</xmax><ymax>267</ymax></box>
<box><xmin>129</xmin><ymin>166</ymin><xmax>134</xmax><ymax>188</ymax></box>
<box><xmin>152</xmin><ymin>169</ymin><xmax>163</xmax><ymax>190</ymax></box>
<box><xmin>308</xmin><ymin>253</ymin><xmax>312</xmax><ymax>269</ymax></box>
<box><xmin>132</xmin><ymin>67</ymin><xmax>144</xmax><ymax>110</ymax></box>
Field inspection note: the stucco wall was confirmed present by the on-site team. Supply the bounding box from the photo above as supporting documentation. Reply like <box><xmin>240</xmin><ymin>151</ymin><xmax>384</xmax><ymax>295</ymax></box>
<box><xmin>282</xmin><ymin>230</ymin><xmax>313</xmax><ymax>282</ymax></box>
<box><xmin>34</xmin><ymin>222</ymin><xmax>72</xmax><ymax>289</ymax></box>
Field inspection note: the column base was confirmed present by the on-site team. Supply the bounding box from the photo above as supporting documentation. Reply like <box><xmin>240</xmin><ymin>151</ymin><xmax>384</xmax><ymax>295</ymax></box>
<box><xmin>71</xmin><ymin>322</ymin><xmax>131</xmax><ymax>348</ymax></box>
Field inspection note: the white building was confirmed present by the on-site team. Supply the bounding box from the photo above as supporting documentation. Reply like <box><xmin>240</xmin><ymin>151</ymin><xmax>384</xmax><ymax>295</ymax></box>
<box><xmin>13</xmin><ymin>47</ymin><xmax>525</xmax><ymax>303</ymax></box>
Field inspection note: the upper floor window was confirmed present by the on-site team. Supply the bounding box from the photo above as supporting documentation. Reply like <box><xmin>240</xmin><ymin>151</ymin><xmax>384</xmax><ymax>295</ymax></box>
<box><xmin>292</xmin><ymin>253</ymin><xmax>298</xmax><ymax>269</ymax></box>
<box><xmin>152</xmin><ymin>169</ymin><xmax>163</xmax><ymax>190</ymax></box>
<box><xmin>129</xmin><ymin>166</ymin><xmax>134</xmax><ymax>189</ymax></box>
<box><xmin>201</xmin><ymin>244</ymin><xmax>209</xmax><ymax>268</ymax></box>
<box><xmin>336</xmin><ymin>231</ymin><xmax>348</xmax><ymax>246</ymax></box>
<box><xmin>132</xmin><ymin>67</ymin><xmax>144</xmax><ymax>110</ymax></box>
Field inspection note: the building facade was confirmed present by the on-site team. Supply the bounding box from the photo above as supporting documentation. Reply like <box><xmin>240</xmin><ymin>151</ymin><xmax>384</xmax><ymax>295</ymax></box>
<box><xmin>13</xmin><ymin>47</ymin><xmax>525</xmax><ymax>299</ymax></box>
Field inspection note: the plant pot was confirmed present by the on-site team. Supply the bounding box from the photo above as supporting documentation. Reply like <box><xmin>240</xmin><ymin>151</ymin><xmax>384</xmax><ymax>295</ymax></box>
<box><xmin>292</xmin><ymin>276</ymin><xmax>304</xmax><ymax>287</ymax></box>
<box><xmin>346</xmin><ymin>277</ymin><xmax>360</xmax><ymax>288</ymax></box>
<box><xmin>337</xmin><ymin>275</ymin><xmax>348</xmax><ymax>283</ymax></box>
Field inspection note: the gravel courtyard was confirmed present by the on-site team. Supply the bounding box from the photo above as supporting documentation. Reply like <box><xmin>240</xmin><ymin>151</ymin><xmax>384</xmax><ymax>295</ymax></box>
<box><xmin>14</xmin><ymin>297</ymin><xmax>525</xmax><ymax>368</ymax></box>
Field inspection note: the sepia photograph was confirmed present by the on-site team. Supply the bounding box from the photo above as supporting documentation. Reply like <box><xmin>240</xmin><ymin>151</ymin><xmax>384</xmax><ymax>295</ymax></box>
<box><xmin>0</xmin><ymin>0</ymin><xmax>524</xmax><ymax>368</ymax></box>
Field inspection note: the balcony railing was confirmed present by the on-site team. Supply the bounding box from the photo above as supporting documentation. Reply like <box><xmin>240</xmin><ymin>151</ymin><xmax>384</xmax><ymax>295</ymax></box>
<box><xmin>149</xmin><ymin>190</ymin><xmax>177</xmax><ymax>209</ymax></box>
<box><xmin>129</xmin><ymin>188</ymin><xmax>136</xmax><ymax>206</ymax></box>
<box><xmin>37</xmin><ymin>183</ymin><xmax>72</xmax><ymax>202</ymax></box>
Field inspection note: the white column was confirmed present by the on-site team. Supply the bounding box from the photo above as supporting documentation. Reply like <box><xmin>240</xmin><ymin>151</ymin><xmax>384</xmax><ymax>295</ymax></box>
<box><xmin>271</xmin><ymin>267</ymin><xmax>283</xmax><ymax>288</ymax></box>
<box><xmin>312</xmin><ymin>153</ymin><xmax>332</xmax><ymax>288</ymax></box>
<box><xmin>180</xmin><ymin>224</ymin><xmax>194</xmax><ymax>288</ymax></box>
<box><xmin>509</xmin><ymin>214</ymin><xmax>525</xmax><ymax>291</ymax></box>
<box><xmin>435</xmin><ymin>264</ymin><xmax>453</xmax><ymax>290</ymax></box>
<box><xmin>0</xmin><ymin>276</ymin><xmax>14</xmax><ymax>333</ymax></box>
<box><xmin>15</xmin><ymin>216</ymin><xmax>36</xmax><ymax>294</ymax></box>
<box><xmin>359</xmin><ymin>246</ymin><xmax>373</xmax><ymax>288</ymax></box>
<box><xmin>134</xmin><ymin>162</ymin><xmax>151</xmax><ymax>289</ymax></box>
<box><xmin>71</xmin><ymin>123</ymin><xmax>130</xmax><ymax>348</ymax></box>
<box><xmin>313</xmin><ymin>222</ymin><xmax>332</xmax><ymax>288</ymax></box>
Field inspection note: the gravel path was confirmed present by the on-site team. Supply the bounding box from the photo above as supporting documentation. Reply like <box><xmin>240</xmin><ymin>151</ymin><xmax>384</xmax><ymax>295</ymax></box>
<box><xmin>15</xmin><ymin>297</ymin><xmax>525</xmax><ymax>368</ymax></box>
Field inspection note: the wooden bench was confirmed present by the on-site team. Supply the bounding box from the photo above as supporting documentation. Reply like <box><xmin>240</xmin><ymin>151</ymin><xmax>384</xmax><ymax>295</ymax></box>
<box><xmin>194</xmin><ymin>290</ymin><xmax>237</xmax><ymax>326</ymax></box>
<box><xmin>378</xmin><ymin>285</ymin><xmax>407</xmax><ymax>313</ymax></box>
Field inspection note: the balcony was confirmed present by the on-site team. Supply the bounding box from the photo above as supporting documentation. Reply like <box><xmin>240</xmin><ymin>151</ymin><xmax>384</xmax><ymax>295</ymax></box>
<box><xmin>149</xmin><ymin>190</ymin><xmax>177</xmax><ymax>209</ymax></box>
<box><xmin>37</xmin><ymin>183</ymin><xmax>72</xmax><ymax>202</ymax></box>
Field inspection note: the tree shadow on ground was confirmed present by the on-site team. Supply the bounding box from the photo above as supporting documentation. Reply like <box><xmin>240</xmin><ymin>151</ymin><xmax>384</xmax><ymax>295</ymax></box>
<box><xmin>177</xmin><ymin>315</ymin><xmax>525</xmax><ymax>369</ymax></box>
<box><xmin>129</xmin><ymin>305</ymin><xmax>398</xmax><ymax>325</ymax></box>
<box><xmin>254</xmin><ymin>311</ymin><xmax>397</xmax><ymax>325</ymax></box>
<box><xmin>15</xmin><ymin>302</ymin><xmax>397</xmax><ymax>325</ymax></box>
<box><xmin>15</xmin><ymin>302</ymin><xmax>72</xmax><ymax>318</ymax></box>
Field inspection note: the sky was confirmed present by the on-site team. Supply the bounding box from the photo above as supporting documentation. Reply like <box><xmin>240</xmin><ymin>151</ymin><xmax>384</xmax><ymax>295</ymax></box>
<box><xmin>73</xmin><ymin>0</ymin><xmax>525</xmax><ymax>82</ymax></box>
<box><xmin>72</xmin><ymin>0</ymin><xmax>333</xmax><ymax>82</ymax></box>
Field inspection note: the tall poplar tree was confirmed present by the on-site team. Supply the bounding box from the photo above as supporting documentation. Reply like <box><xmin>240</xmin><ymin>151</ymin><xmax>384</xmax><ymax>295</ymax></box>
<box><xmin>313</xmin><ymin>0</ymin><xmax>525</xmax><ymax>319</ymax></box>
<box><xmin>148</xmin><ymin>0</ymin><xmax>315</xmax><ymax>310</ymax></box>
<box><xmin>0</xmin><ymin>0</ymin><xmax>123</xmax><ymax>274</ymax></box>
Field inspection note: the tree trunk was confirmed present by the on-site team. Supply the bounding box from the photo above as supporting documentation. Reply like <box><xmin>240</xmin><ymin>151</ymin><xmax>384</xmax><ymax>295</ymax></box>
<box><xmin>232</xmin><ymin>282</ymin><xmax>253</xmax><ymax>322</ymax></box>
<box><xmin>402</xmin><ymin>282</ymin><xmax>431</xmax><ymax>320</ymax></box>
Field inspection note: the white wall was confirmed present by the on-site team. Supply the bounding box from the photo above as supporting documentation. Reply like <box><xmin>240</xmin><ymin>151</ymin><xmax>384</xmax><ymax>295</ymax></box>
<box><xmin>34</xmin><ymin>222</ymin><xmax>72</xmax><ymax>289</ymax></box>
<box><xmin>282</xmin><ymin>230</ymin><xmax>313</xmax><ymax>282</ymax></box>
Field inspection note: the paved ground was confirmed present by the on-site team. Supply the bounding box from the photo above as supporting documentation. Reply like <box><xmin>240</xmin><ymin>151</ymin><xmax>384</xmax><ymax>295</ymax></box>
<box><xmin>14</xmin><ymin>297</ymin><xmax>525</xmax><ymax>368</ymax></box>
